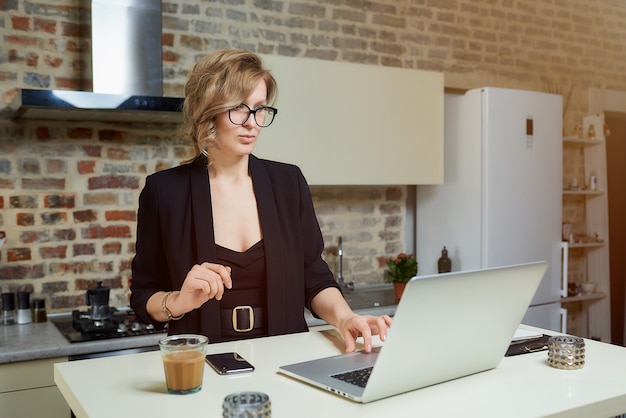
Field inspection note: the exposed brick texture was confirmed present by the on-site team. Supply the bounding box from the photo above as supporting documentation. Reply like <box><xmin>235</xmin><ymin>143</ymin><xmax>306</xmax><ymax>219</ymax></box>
<box><xmin>1</xmin><ymin>0</ymin><xmax>625</xmax><ymax>312</ymax></box>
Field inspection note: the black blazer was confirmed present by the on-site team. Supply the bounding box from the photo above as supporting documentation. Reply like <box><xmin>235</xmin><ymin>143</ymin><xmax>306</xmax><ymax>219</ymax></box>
<box><xmin>130</xmin><ymin>154</ymin><xmax>339</xmax><ymax>343</ymax></box>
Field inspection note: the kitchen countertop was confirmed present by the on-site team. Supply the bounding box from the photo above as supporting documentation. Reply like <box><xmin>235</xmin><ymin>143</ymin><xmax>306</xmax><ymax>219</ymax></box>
<box><xmin>0</xmin><ymin>316</ymin><xmax>166</xmax><ymax>364</ymax></box>
<box><xmin>55</xmin><ymin>326</ymin><xmax>626</xmax><ymax>418</ymax></box>
<box><xmin>0</xmin><ymin>304</ymin><xmax>396</xmax><ymax>364</ymax></box>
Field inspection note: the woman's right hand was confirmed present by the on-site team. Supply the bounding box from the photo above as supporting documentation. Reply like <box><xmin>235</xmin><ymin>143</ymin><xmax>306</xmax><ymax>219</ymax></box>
<box><xmin>154</xmin><ymin>263</ymin><xmax>232</xmax><ymax>321</ymax></box>
<box><xmin>178</xmin><ymin>262</ymin><xmax>233</xmax><ymax>311</ymax></box>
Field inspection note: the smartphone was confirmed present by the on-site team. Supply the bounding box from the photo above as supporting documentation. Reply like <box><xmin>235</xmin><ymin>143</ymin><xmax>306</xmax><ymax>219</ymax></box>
<box><xmin>205</xmin><ymin>352</ymin><xmax>255</xmax><ymax>375</ymax></box>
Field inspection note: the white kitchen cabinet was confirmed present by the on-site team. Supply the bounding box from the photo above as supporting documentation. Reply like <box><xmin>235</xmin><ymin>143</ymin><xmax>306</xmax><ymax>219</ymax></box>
<box><xmin>0</xmin><ymin>357</ymin><xmax>70</xmax><ymax>418</ymax></box>
<box><xmin>254</xmin><ymin>54</ymin><xmax>444</xmax><ymax>186</ymax></box>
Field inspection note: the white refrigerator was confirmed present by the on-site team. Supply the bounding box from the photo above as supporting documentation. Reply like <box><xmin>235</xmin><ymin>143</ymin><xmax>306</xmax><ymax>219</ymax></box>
<box><xmin>416</xmin><ymin>87</ymin><xmax>565</xmax><ymax>332</ymax></box>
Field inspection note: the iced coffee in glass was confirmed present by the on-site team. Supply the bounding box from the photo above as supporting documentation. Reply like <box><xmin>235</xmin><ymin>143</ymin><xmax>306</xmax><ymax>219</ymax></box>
<box><xmin>159</xmin><ymin>334</ymin><xmax>208</xmax><ymax>394</ymax></box>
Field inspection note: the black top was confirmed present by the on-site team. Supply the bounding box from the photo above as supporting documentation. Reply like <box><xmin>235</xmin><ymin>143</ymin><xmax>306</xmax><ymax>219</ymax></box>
<box><xmin>217</xmin><ymin>240</ymin><xmax>267</xmax><ymax>339</ymax></box>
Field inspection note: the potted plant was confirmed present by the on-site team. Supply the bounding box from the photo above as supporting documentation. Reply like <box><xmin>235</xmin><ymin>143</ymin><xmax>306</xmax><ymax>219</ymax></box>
<box><xmin>386</xmin><ymin>253</ymin><xmax>418</xmax><ymax>303</ymax></box>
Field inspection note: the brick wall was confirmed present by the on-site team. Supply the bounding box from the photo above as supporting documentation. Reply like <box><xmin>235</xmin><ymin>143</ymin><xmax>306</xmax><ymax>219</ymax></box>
<box><xmin>0</xmin><ymin>121</ymin><xmax>193</xmax><ymax>308</ymax></box>
<box><xmin>1</xmin><ymin>0</ymin><xmax>625</xmax><ymax>312</ymax></box>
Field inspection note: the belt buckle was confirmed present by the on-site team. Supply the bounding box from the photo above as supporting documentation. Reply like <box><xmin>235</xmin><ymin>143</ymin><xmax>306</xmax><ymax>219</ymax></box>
<box><xmin>232</xmin><ymin>305</ymin><xmax>254</xmax><ymax>332</ymax></box>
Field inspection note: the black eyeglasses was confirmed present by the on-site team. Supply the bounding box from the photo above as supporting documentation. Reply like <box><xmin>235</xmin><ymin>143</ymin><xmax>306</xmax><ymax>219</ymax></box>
<box><xmin>228</xmin><ymin>104</ymin><xmax>278</xmax><ymax>128</ymax></box>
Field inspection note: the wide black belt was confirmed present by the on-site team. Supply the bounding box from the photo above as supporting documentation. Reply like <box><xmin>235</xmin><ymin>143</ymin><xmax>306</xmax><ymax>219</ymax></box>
<box><xmin>220</xmin><ymin>306</ymin><xmax>264</xmax><ymax>333</ymax></box>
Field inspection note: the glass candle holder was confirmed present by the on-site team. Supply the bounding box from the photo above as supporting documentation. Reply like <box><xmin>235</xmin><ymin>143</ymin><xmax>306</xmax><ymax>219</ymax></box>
<box><xmin>547</xmin><ymin>335</ymin><xmax>585</xmax><ymax>370</ymax></box>
<box><xmin>223</xmin><ymin>392</ymin><xmax>271</xmax><ymax>418</ymax></box>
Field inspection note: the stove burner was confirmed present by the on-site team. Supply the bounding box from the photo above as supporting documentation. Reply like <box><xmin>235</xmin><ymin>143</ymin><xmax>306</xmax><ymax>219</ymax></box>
<box><xmin>53</xmin><ymin>308</ymin><xmax>161</xmax><ymax>343</ymax></box>
<box><xmin>73</xmin><ymin>309</ymin><xmax>119</xmax><ymax>335</ymax></box>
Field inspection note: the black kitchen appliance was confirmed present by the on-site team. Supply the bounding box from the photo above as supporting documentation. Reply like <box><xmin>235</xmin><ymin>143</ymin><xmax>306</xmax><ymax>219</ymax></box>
<box><xmin>85</xmin><ymin>281</ymin><xmax>112</xmax><ymax>320</ymax></box>
<box><xmin>52</xmin><ymin>282</ymin><xmax>161</xmax><ymax>343</ymax></box>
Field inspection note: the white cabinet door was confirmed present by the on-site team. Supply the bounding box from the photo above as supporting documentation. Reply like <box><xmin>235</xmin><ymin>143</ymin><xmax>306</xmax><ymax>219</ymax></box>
<box><xmin>255</xmin><ymin>54</ymin><xmax>444</xmax><ymax>185</ymax></box>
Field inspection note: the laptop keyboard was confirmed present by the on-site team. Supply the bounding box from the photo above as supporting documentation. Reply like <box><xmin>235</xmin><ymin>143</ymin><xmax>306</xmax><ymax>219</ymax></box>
<box><xmin>331</xmin><ymin>366</ymin><xmax>373</xmax><ymax>388</ymax></box>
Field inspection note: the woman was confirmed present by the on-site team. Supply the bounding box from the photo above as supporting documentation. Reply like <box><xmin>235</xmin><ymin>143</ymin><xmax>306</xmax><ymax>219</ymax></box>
<box><xmin>130</xmin><ymin>49</ymin><xmax>391</xmax><ymax>353</ymax></box>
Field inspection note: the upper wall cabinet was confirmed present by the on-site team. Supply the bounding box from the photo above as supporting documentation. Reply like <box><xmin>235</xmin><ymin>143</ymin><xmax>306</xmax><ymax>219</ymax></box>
<box><xmin>255</xmin><ymin>54</ymin><xmax>444</xmax><ymax>186</ymax></box>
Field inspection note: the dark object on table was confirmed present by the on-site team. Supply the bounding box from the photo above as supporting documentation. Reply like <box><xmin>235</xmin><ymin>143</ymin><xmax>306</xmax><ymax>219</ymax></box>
<box><xmin>505</xmin><ymin>334</ymin><xmax>551</xmax><ymax>357</ymax></box>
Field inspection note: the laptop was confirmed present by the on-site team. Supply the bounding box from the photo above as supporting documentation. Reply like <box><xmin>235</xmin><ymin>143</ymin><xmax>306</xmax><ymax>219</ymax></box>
<box><xmin>279</xmin><ymin>261</ymin><xmax>548</xmax><ymax>403</ymax></box>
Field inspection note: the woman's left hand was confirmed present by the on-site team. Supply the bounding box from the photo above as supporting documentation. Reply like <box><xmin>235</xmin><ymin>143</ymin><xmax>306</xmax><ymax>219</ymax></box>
<box><xmin>338</xmin><ymin>314</ymin><xmax>393</xmax><ymax>353</ymax></box>
<box><xmin>311</xmin><ymin>288</ymin><xmax>393</xmax><ymax>354</ymax></box>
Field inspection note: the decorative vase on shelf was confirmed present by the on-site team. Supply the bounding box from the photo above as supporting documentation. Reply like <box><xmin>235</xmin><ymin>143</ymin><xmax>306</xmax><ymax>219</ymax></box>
<box><xmin>438</xmin><ymin>246</ymin><xmax>452</xmax><ymax>273</ymax></box>
<box><xmin>386</xmin><ymin>253</ymin><xmax>418</xmax><ymax>304</ymax></box>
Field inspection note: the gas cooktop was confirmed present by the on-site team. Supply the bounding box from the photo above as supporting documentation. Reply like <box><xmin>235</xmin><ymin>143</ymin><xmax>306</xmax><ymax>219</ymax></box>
<box><xmin>52</xmin><ymin>308</ymin><xmax>162</xmax><ymax>343</ymax></box>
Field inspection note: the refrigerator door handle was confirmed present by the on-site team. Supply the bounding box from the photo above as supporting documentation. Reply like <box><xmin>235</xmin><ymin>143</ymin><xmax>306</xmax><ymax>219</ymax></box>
<box><xmin>561</xmin><ymin>242</ymin><xmax>569</xmax><ymax>298</ymax></box>
<box><xmin>560</xmin><ymin>308</ymin><xmax>568</xmax><ymax>334</ymax></box>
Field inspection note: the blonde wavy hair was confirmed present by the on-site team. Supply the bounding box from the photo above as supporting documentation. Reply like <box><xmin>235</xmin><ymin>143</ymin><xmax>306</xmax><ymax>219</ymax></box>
<box><xmin>181</xmin><ymin>49</ymin><xmax>278</xmax><ymax>164</ymax></box>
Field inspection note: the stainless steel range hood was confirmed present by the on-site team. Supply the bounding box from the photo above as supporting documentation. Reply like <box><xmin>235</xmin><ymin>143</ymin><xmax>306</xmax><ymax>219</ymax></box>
<box><xmin>10</xmin><ymin>89</ymin><xmax>183</xmax><ymax>122</ymax></box>
<box><xmin>8</xmin><ymin>0</ymin><xmax>183</xmax><ymax>123</ymax></box>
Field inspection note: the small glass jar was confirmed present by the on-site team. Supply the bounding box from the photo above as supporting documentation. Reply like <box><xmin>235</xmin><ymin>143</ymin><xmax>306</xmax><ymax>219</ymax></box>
<box><xmin>32</xmin><ymin>298</ymin><xmax>47</xmax><ymax>323</ymax></box>
<box><xmin>1</xmin><ymin>293</ymin><xmax>16</xmax><ymax>326</ymax></box>
<box><xmin>16</xmin><ymin>292</ymin><xmax>32</xmax><ymax>325</ymax></box>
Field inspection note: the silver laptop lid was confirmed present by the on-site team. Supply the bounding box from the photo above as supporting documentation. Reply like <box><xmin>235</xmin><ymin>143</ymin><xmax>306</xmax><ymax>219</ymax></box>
<box><xmin>279</xmin><ymin>262</ymin><xmax>547</xmax><ymax>403</ymax></box>
<box><xmin>361</xmin><ymin>261</ymin><xmax>547</xmax><ymax>402</ymax></box>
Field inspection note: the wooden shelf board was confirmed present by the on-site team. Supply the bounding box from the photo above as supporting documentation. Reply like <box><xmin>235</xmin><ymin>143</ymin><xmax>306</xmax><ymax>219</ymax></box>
<box><xmin>561</xmin><ymin>292</ymin><xmax>606</xmax><ymax>304</ymax></box>
<box><xmin>563</xmin><ymin>136</ymin><xmax>603</xmax><ymax>145</ymax></box>
<box><xmin>562</xmin><ymin>189</ymin><xmax>604</xmax><ymax>196</ymax></box>
<box><xmin>566</xmin><ymin>242</ymin><xmax>606</xmax><ymax>249</ymax></box>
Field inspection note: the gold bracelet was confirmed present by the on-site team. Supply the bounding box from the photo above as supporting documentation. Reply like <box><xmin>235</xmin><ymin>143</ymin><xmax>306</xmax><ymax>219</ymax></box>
<box><xmin>161</xmin><ymin>291</ymin><xmax>185</xmax><ymax>321</ymax></box>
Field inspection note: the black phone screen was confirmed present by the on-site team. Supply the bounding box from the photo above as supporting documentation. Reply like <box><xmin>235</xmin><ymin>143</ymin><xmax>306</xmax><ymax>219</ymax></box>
<box><xmin>205</xmin><ymin>352</ymin><xmax>255</xmax><ymax>375</ymax></box>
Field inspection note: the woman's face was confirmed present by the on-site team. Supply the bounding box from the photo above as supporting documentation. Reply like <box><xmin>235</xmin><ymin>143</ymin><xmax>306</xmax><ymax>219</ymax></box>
<box><xmin>212</xmin><ymin>79</ymin><xmax>268</xmax><ymax>160</ymax></box>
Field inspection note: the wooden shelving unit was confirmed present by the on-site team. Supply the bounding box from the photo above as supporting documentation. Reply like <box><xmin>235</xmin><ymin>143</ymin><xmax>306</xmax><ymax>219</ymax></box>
<box><xmin>562</xmin><ymin>134</ymin><xmax>611</xmax><ymax>341</ymax></box>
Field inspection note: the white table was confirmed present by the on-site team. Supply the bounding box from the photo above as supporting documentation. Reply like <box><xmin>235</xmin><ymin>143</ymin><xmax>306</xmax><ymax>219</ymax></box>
<box><xmin>54</xmin><ymin>327</ymin><xmax>626</xmax><ymax>418</ymax></box>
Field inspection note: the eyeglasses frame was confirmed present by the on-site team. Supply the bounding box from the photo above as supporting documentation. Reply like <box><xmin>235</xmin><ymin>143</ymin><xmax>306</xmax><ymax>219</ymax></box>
<box><xmin>228</xmin><ymin>103</ymin><xmax>278</xmax><ymax>128</ymax></box>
